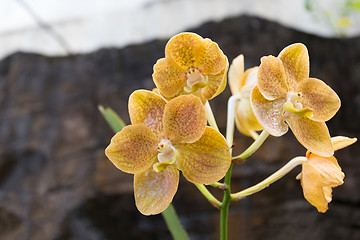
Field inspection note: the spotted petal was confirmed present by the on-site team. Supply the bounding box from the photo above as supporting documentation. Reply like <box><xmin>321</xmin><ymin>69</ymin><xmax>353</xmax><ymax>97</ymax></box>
<box><xmin>152</xmin><ymin>58</ymin><xmax>187</xmax><ymax>98</ymax></box>
<box><xmin>105</xmin><ymin>125</ymin><xmax>158</xmax><ymax>174</ymax></box>
<box><xmin>202</xmin><ymin>59</ymin><xmax>228</xmax><ymax>100</ymax></box>
<box><xmin>129</xmin><ymin>90</ymin><xmax>166</xmax><ymax>137</ymax></box>
<box><xmin>258</xmin><ymin>55</ymin><xmax>289</xmax><ymax>100</ymax></box>
<box><xmin>297</xmin><ymin>78</ymin><xmax>340</xmax><ymax>122</ymax></box>
<box><xmin>286</xmin><ymin>115</ymin><xmax>333</xmax><ymax>157</ymax></box>
<box><xmin>134</xmin><ymin>165</ymin><xmax>179</xmax><ymax>215</ymax></box>
<box><xmin>278</xmin><ymin>43</ymin><xmax>309</xmax><ymax>90</ymax></box>
<box><xmin>176</xmin><ymin>127</ymin><xmax>231</xmax><ymax>184</ymax></box>
<box><xmin>164</xmin><ymin>95</ymin><xmax>206</xmax><ymax>144</ymax></box>
<box><xmin>194</xmin><ymin>37</ymin><xmax>227</xmax><ymax>74</ymax></box>
<box><xmin>250</xmin><ymin>86</ymin><xmax>288</xmax><ymax>136</ymax></box>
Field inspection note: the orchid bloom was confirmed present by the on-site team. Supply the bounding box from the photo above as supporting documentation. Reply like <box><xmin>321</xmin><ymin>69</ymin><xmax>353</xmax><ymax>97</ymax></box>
<box><xmin>153</xmin><ymin>32</ymin><xmax>229</xmax><ymax>103</ymax></box>
<box><xmin>298</xmin><ymin>136</ymin><xmax>357</xmax><ymax>213</ymax></box>
<box><xmin>250</xmin><ymin>43</ymin><xmax>341</xmax><ymax>157</ymax></box>
<box><xmin>105</xmin><ymin>90</ymin><xmax>231</xmax><ymax>215</ymax></box>
<box><xmin>228</xmin><ymin>54</ymin><xmax>263</xmax><ymax>139</ymax></box>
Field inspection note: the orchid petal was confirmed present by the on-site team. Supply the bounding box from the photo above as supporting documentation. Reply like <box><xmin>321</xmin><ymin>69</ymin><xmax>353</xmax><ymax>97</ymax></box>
<box><xmin>331</xmin><ymin>136</ymin><xmax>357</xmax><ymax>151</ymax></box>
<box><xmin>105</xmin><ymin>125</ymin><xmax>158</xmax><ymax>174</ymax></box>
<box><xmin>228</xmin><ymin>54</ymin><xmax>244</xmax><ymax>95</ymax></box>
<box><xmin>195</xmin><ymin>37</ymin><xmax>227</xmax><ymax>74</ymax></box>
<box><xmin>301</xmin><ymin>163</ymin><xmax>329</xmax><ymax>213</ymax></box>
<box><xmin>258</xmin><ymin>56</ymin><xmax>289</xmax><ymax>100</ymax></box>
<box><xmin>164</xmin><ymin>95</ymin><xmax>206</xmax><ymax>144</ymax></box>
<box><xmin>165</xmin><ymin>32</ymin><xmax>203</xmax><ymax>69</ymax></box>
<box><xmin>307</xmin><ymin>155</ymin><xmax>344</xmax><ymax>186</ymax></box>
<box><xmin>176</xmin><ymin>127</ymin><xmax>231</xmax><ymax>184</ymax></box>
<box><xmin>297</xmin><ymin>78</ymin><xmax>340</xmax><ymax>121</ymax></box>
<box><xmin>134</xmin><ymin>165</ymin><xmax>179</xmax><ymax>215</ymax></box>
<box><xmin>278</xmin><ymin>43</ymin><xmax>309</xmax><ymax>90</ymax></box>
<box><xmin>250</xmin><ymin>86</ymin><xmax>288</xmax><ymax>136</ymax></box>
<box><xmin>202</xmin><ymin>59</ymin><xmax>228</xmax><ymax>100</ymax></box>
<box><xmin>129</xmin><ymin>90</ymin><xmax>166</xmax><ymax>137</ymax></box>
<box><xmin>152</xmin><ymin>58</ymin><xmax>187</xmax><ymax>98</ymax></box>
<box><xmin>286</xmin><ymin>115</ymin><xmax>333</xmax><ymax>157</ymax></box>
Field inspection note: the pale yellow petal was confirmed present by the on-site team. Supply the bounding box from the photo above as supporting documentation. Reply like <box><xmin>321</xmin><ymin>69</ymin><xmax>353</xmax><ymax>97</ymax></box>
<box><xmin>297</xmin><ymin>78</ymin><xmax>340</xmax><ymax>122</ymax></box>
<box><xmin>164</xmin><ymin>95</ymin><xmax>206</xmax><ymax>144</ymax></box>
<box><xmin>176</xmin><ymin>127</ymin><xmax>231</xmax><ymax>184</ymax></box>
<box><xmin>129</xmin><ymin>90</ymin><xmax>166</xmax><ymax>137</ymax></box>
<box><xmin>278</xmin><ymin>43</ymin><xmax>309</xmax><ymax>90</ymax></box>
<box><xmin>286</xmin><ymin>115</ymin><xmax>333</xmax><ymax>157</ymax></box>
<box><xmin>228</xmin><ymin>54</ymin><xmax>244</xmax><ymax>95</ymax></box>
<box><xmin>152</xmin><ymin>58</ymin><xmax>187</xmax><ymax>98</ymax></box>
<box><xmin>105</xmin><ymin>125</ymin><xmax>158</xmax><ymax>174</ymax></box>
<box><xmin>258</xmin><ymin>55</ymin><xmax>289</xmax><ymax>100</ymax></box>
<box><xmin>134</xmin><ymin>165</ymin><xmax>179</xmax><ymax>215</ymax></box>
<box><xmin>331</xmin><ymin>136</ymin><xmax>357</xmax><ymax>151</ymax></box>
<box><xmin>250</xmin><ymin>86</ymin><xmax>288</xmax><ymax>136</ymax></box>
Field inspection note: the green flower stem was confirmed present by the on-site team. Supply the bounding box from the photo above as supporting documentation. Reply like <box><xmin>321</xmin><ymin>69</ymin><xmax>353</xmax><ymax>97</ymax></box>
<box><xmin>161</xmin><ymin>204</ymin><xmax>190</xmax><ymax>240</ymax></box>
<box><xmin>220</xmin><ymin>163</ymin><xmax>233</xmax><ymax>240</ymax></box>
<box><xmin>100</xmin><ymin>107</ymin><xmax>189</xmax><ymax>240</ymax></box>
<box><xmin>220</xmin><ymin>94</ymin><xmax>242</xmax><ymax>240</ymax></box>
<box><xmin>231</xmin><ymin>156</ymin><xmax>308</xmax><ymax>201</ymax></box>
<box><xmin>208</xmin><ymin>181</ymin><xmax>228</xmax><ymax>190</ymax></box>
<box><xmin>194</xmin><ymin>184</ymin><xmax>221</xmax><ymax>208</ymax></box>
<box><xmin>231</xmin><ymin>130</ymin><xmax>270</xmax><ymax>161</ymax></box>
<box><xmin>205</xmin><ymin>101</ymin><xmax>219</xmax><ymax>131</ymax></box>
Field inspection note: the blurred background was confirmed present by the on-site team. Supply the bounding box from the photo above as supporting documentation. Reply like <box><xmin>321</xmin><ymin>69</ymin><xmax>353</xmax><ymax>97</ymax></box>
<box><xmin>0</xmin><ymin>0</ymin><xmax>359</xmax><ymax>239</ymax></box>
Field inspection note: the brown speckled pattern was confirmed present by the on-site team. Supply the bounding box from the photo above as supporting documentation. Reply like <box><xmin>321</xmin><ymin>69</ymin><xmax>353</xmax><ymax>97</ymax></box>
<box><xmin>105</xmin><ymin>125</ymin><xmax>158</xmax><ymax>174</ymax></box>
<box><xmin>129</xmin><ymin>90</ymin><xmax>166</xmax><ymax>138</ymax></box>
<box><xmin>175</xmin><ymin>127</ymin><xmax>231</xmax><ymax>185</ymax></box>
<box><xmin>134</xmin><ymin>165</ymin><xmax>179</xmax><ymax>215</ymax></box>
<box><xmin>164</xmin><ymin>95</ymin><xmax>207</xmax><ymax>144</ymax></box>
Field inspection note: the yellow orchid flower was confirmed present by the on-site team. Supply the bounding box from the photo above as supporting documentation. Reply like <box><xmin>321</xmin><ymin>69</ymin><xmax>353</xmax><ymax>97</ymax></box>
<box><xmin>298</xmin><ymin>136</ymin><xmax>357</xmax><ymax>213</ymax></box>
<box><xmin>250</xmin><ymin>43</ymin><xmax>341</xmax><ymax>157</ymax></box>
<box><xmin>105</xmin><ymin>90</ymin><xmax>231</xmax><ymax>215</ymax></box>
<box><xmin>228</xmin><ymin>54</ymin><xmax>263</xmax><ymax>139</ymax></box>
<box><xmin>152</xmin><ymin>32</ymin><xmax>229</xmax><ymax>103</ymax></box>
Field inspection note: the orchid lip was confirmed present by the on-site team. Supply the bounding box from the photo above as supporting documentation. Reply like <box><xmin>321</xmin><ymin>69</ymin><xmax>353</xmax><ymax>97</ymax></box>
<box><xmin>184</xmin><ymin>67</ymin><xmax>208</xmax><ymax>92</ymax></box>
<box><xmin>153</xmin><ymin>139</ymin><xmax>179</xmax><ymax>172</ymax></box>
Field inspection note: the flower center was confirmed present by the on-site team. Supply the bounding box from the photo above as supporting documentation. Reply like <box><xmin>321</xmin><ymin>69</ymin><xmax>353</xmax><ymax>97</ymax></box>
<box><xmin>284</xmin><ymin>91</ymin><xmax>313</xmax><ymax>118</ymax></box>
<box><xmin>184</xmin><ymin>67</ymin><xmax>208</xmax><ymax>93</ymax></box>
<box><xmin>153</xmin><ymin>140</ymin><xmax>179</xmax><ymax>172</ymax></box>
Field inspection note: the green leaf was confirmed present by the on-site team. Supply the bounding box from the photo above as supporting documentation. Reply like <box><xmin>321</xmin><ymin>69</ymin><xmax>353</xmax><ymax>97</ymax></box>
<box><xmin>99</xmin><ymin>105</ymin><xmax>126</xmax><ymax>132</ymax></box>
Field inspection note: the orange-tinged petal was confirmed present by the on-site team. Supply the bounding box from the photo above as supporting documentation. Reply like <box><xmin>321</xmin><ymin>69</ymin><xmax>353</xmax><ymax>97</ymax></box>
<box><xmin>258</xmin><ymin>55</ymin><xmax>289</xmax><ymax>100</ymax></box>
<box><xmin>286</xmin><ymin>115</ymin><xmax>333</xmax><ymax>157</ymax></box>
<box><xmin>278</xmin><ymin>43</ymin><xmax>309</xmax><ymax>90</ymax></box>
<box><xmin>250</xmin><ymin>86</ymin><xmax>288</xmax><ymax>136</ymax></box>
<box><xmin>202</xmin><ymin>59</ymin><xmax>228</xmax><ymax>100</ymax></box>
<box><xmin>152</xmin><ymin>58</ymin><xmax>187</xmax><ymax>98</ymax></box>
<box><xmin>331</xmin><ymin>136</ymin><xmax>357</xmax><ymax>151</ymax></box>
<box><xmin>194</xmin><ymin>37</ymin><xmax>227</xmax><ymax>74</ymax></box>
<box><xmin>228</xmin><ymin>54</ymin><xmax>244</xmax><ymax>95</ymax></box>
<box><xmin>105</xmin><ymin>125</ymin><xmax>158</xmax><ymax>174</ymax></box>
<box><xmin>307</xmin><ymin>155</ymin><xmax>344</xmax><ymax>186</ymax></box>
<box><xmin>175</xmin><ymin>127</ymin><xmax>231</xmax><ymax>184</ymax></box>
<box><xmin>134</xmin><ymin>165</ymin><xmax>179</xmax><ymax>215</ymax></box>
<box><xmin>129</xmin><ymin>90</ymin><xmax>166</xmax><ymax>137</ymax></box>
<box><xmin>164</xmin><ymin>95</ymin><xmax>206</xmax><ymax>144</ymax></box>
<box><xmin>297</xmin><ymin>78</ymin><xmax>340</xmax><ymax>122</ymax></box>
<box><xmin>165</xmin><ymin>32</ymin><xmax>203</xmax><ymax>69</ymax></box>
<box><xmin>301</xmin><ymin>163</ymin><xmax>329</xmax><ymax>213</ymax></box>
